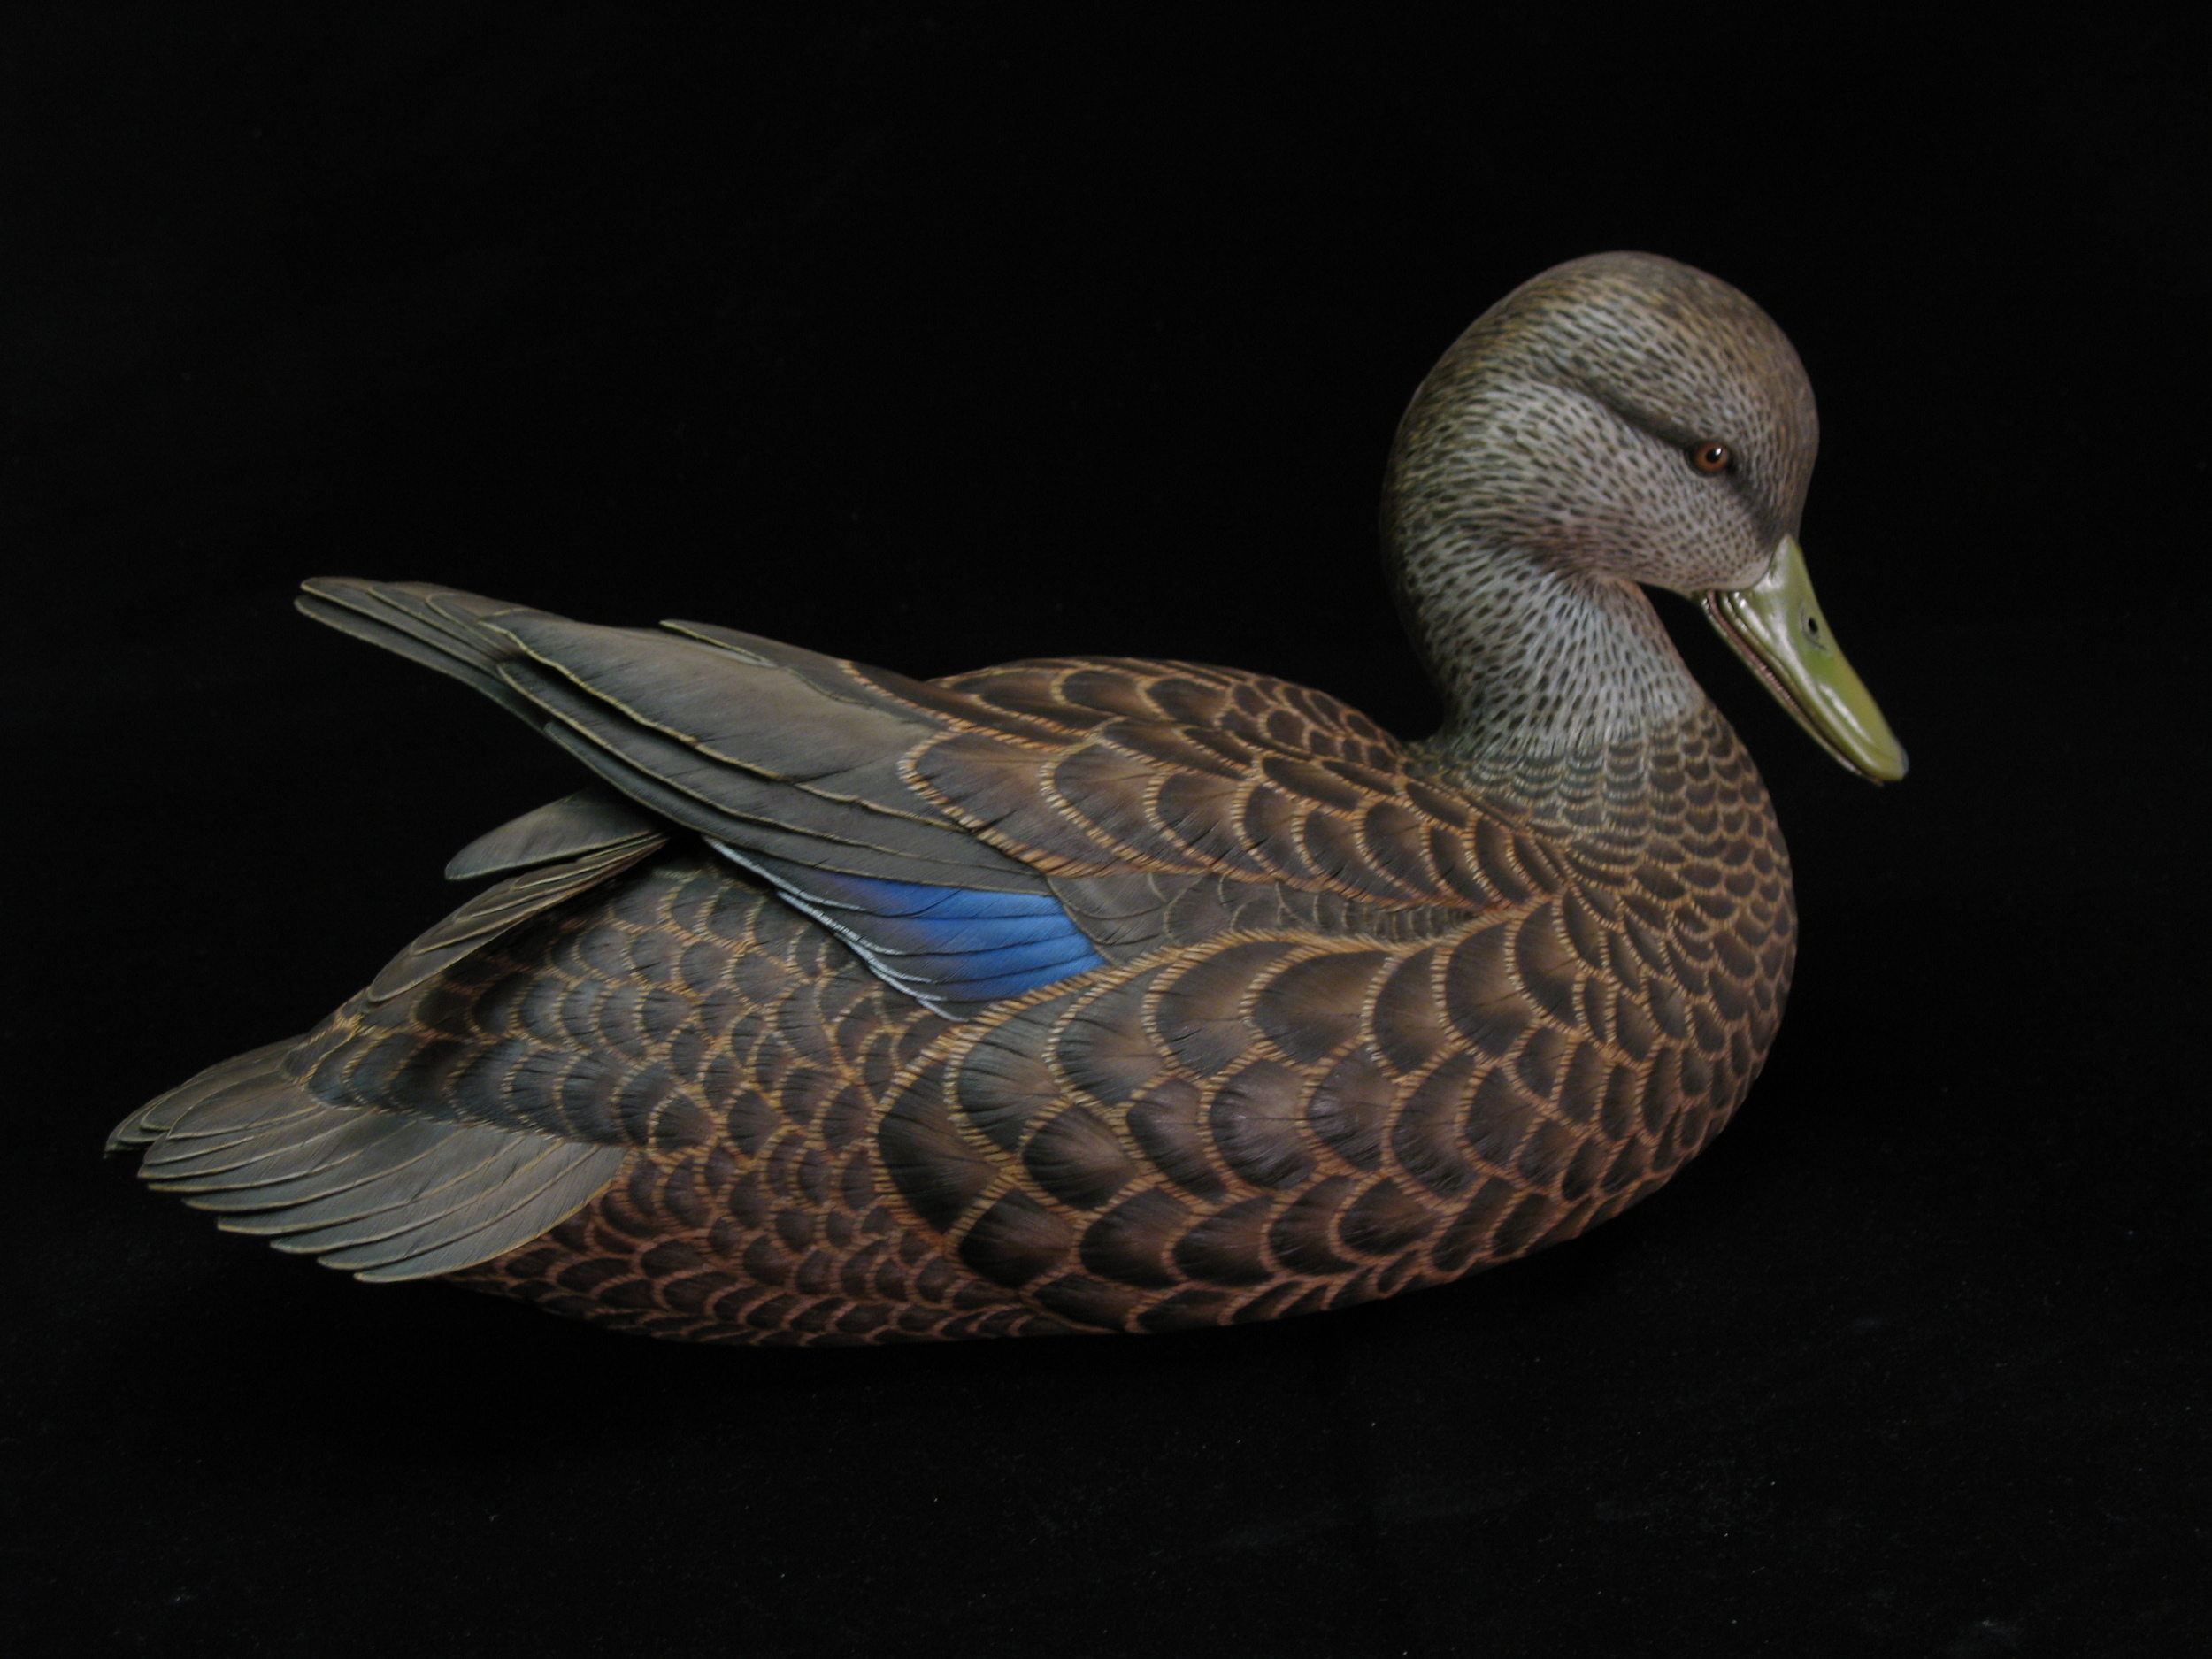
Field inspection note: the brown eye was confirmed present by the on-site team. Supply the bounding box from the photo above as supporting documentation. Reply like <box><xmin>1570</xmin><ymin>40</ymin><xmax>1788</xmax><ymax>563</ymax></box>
<box><xmin>1691</xmin><ymin>441</ymin><xmax>1732</xmax><ymax>474</ymax></box>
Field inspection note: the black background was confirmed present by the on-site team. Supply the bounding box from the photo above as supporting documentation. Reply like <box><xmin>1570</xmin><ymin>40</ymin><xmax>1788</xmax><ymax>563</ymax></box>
<box><xmin>8</xmin><ymin>12</ymin><xmax>2206</xmax><ymax>1657</ymax></box>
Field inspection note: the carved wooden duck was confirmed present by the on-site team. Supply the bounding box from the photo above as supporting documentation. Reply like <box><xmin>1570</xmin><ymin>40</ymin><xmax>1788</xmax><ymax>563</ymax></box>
<box><xmin>113</xmin><ymin>252</ymin><xmax>1903</xmax><ymax>1345</ymax></box>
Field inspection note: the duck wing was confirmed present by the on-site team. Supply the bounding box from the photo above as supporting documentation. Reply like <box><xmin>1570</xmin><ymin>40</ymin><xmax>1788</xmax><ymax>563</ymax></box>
<box><xmin>298</xmin><ymin>580</ymin><xmax>1106</xmax><ymax>1017</ymax></box>
<box><xmin>297</xmin><ymin>583</ymin><xmax>1531</xmax><ymax>1026</ymax></box>
<box><xmin>300</xmin><ymin>578</ymin><xmax>1037</xmax><ymax>889</ymax></box>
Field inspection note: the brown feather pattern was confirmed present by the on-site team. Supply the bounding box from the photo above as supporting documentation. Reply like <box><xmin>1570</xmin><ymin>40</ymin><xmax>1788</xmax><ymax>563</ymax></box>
<box><xmin>410</xmin><ymin>658</ymin><xmax>1786</xmax><ymax>1343</ymax></box>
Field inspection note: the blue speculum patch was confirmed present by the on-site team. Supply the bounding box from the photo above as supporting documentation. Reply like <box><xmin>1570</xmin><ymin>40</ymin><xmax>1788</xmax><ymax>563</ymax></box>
<box><xmin>710</xmin><ymin>843</ymin><xmax>1108</xmax><ymax>1010</ymax></box>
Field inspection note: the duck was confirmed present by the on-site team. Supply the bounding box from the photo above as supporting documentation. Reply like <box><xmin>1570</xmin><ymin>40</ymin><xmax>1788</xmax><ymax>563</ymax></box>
<box><xmin>111</xmin><ymin>252</ymin><xmax>1904</xmax><ymax>1346</ymax></box>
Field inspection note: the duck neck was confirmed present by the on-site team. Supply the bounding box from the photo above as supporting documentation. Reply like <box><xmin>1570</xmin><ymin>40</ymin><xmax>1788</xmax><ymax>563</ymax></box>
<box><xmin>1390</xmin><ymin>530</ymin><xmax>1707</xmax><ymax>772</ymax></box>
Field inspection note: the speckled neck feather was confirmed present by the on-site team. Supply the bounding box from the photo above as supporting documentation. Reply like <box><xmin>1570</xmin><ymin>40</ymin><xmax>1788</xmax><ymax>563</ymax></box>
<box><xmin>1391</xmin><ymin>534</ymin><xmax>1703</xmax><ymax>768</ymax></box>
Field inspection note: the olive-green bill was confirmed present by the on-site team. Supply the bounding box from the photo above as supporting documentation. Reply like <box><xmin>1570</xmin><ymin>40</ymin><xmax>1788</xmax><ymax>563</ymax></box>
<box><xmin>1699</xmin><ymin>535</ymin><xmax>1908</xmax><ymax>782</ymax></box>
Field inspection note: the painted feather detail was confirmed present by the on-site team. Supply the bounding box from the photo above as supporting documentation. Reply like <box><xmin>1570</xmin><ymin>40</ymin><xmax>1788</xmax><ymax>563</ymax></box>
<box><xmin>119</xmin><ymin>589</ymin><xmax>1797</xmax><ymax>1345</ymax></box>
<box><xmin>708</xmin><ymin>843</ymin><xmax>1108</xmax><ymax>1015</ymax></box>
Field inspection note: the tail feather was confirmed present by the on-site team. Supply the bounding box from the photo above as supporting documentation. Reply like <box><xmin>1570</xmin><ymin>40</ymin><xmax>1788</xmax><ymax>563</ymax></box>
<box><xmin>112</xmin><ymin>1041</ymin><xmax>624</xmax><ymax>1283</ymax></box>
<box><xmin>154</xmin><ymin>1117</ymin><xmax>452</xmax><ymax>1205</ymax></box>
<box><xmin>109</xmin><ymin>1038</ymin><xmax>300</xmax><ymax>1150</ymax></box>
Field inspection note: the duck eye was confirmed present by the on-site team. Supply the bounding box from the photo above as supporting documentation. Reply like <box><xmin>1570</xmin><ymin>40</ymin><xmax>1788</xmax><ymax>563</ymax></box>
<box><xmin>1691</xmin><ymin>441</ymin><xmax>1732</xmax><ymax>474</ymax></box>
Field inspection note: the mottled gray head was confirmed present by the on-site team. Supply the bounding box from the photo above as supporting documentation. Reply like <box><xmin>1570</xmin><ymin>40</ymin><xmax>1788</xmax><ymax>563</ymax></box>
<box><xmin>1386</xmin><ymin>251</ymin><xmax>1818</xmax><ymax>595</ymax></box>
<box><xmin>1386</xmin><ymin>253</ymin><xmax>1903</xmax><ymax>782</ymax></box>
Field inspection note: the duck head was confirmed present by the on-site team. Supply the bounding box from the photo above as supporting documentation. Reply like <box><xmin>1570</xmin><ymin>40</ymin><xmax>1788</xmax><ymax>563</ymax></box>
<box><xmin>1386</xmin><ymin>251</ymin><xmax>1905</xmax><ymax>781</ymax></box>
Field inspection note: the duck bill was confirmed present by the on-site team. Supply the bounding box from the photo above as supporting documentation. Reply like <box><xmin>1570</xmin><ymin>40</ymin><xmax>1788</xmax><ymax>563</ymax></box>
<box><xmin>1698</xmin><ymin>536</ymin><xmax>1908</xmax><ymax>782</ymax></box>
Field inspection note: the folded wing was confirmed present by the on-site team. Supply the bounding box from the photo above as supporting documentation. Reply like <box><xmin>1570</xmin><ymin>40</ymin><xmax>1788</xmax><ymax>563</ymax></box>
<box><xmin>298</xmin><ymin>579</ymin><xmax>1107</xmax><ymax>1014</ymax></box>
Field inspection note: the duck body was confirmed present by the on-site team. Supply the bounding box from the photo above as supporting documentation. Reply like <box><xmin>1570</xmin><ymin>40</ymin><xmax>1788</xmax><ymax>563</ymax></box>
<box><xmin>114</xmin><ymin>253</ymin><xmax>1898</xmax><ymax>1344</ymax></box>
